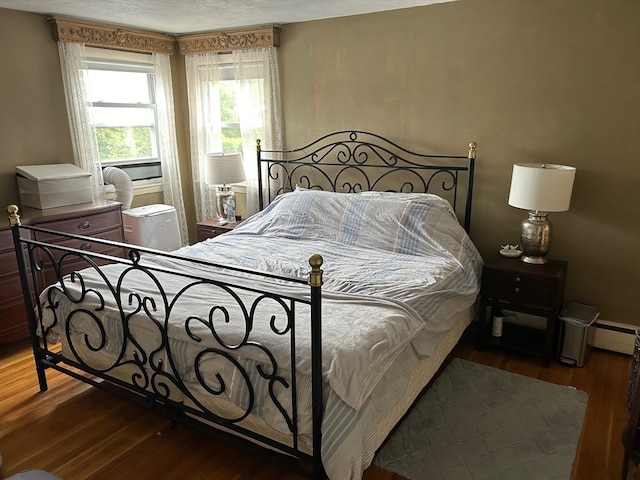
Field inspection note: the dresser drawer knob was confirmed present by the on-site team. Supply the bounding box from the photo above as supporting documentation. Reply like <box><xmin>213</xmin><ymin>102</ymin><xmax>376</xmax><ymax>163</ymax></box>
<box><xmin>514</xmin><ymin>287</ymin><xmax>520</xmax><ymax>293</ymax></box>
<box><xmin>78</xmin><ymin>221</ymin><xmax>90</xmax><ymax>230</ymax></box>
<box><xmin>80</xmin><ymin>242</ymin><xmax>92</xmax><ymax>251</ymax></box>
<box><xmin>515</xmin><ymin>276</ymin><xmax>521</xmax><ymax>282</ymax></box>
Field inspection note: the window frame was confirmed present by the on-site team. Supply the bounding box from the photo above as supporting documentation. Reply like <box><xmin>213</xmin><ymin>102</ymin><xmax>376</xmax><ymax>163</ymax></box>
<box><xmin>84</xmin><ymin>47</ymin><xmax>163</xmax><ymax>182</ymax></box>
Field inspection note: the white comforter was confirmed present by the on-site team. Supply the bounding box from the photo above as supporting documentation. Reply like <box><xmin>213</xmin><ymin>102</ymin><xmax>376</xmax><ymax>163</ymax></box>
<box><xmin>40</xmin><ymin>189</ymin><xmax>483</xmax><ymax>479</ymax></box>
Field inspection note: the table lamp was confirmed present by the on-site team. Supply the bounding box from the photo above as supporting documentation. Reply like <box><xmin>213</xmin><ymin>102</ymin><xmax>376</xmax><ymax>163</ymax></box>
<box><xmin>204</xmin><ymin>152</ymin><xmax>246</xmax><ymax>223</ymax></box>
<box><xmin>508</xmin><ymin>163</ymin><xmax>576</xmax><ymax>264</ymax></box>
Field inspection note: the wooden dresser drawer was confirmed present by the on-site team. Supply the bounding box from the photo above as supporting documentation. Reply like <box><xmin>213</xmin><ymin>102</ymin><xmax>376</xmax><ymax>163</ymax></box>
<box><xmin>480</xmin><ymin>257</ymin><xmax>567</xmax><ymax>309</ymax></box>
<box><xmin>0</xmin><ymin>238</ymin><xmax>19</xmax><ymax>278</ymax></box>
<box><xmin>45</xmin><ymin>227</ymin><xmax>123</xmax><ymax>257</ymax></box>
<box><xmin>0</xmin><ymin>230</ymin><xmax>26</xmax><ymax>306</ymax></box>
<box><xmin>35</xmin><ymin>207</ymin><xmax>123</xmax><ymax>242</ymax></box>
<box><xmin>480</xmin><ymin>268</ymin><xmax>559</xmax><ymax>307</ymax></box>
<box><xmin>0</xmin><ymin>264</ymin><xmax>24</xmax><ymax>307</ymax></box>
<box><xmin>0</xmin><ymin>227</ymin><xmax>13</xmax><ymax>255</ymax></box>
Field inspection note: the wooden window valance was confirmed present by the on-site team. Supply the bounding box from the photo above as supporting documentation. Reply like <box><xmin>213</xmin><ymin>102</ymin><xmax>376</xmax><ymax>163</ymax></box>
<box><xmin>177</xmin><ymin>26</ymin><xmax>280</xmax><ymax>55</ymax></box>
<box><xmin>47</xmin><ymin>17</ymin><xmax>176</xmax><ymax>55</ymax></box>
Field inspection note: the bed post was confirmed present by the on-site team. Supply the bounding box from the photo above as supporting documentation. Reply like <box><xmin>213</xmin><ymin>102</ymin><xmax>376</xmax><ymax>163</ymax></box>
<box><xmin>308</xmin><ymin>254</ymin><xmax>325</xmax><ymax>479</ymax></box>
<box><xmin>257</xmin><ymin>139</ymin><xmax>264</xmax><ymax>210</ymax></box>
<box><xmin>8</xmin><ymin>204</ymin><xmax>48</xmax><ymax>392</ymax></box>
<box><xmin>465</xmin><ymin>142</ymin><xmax>477</xmax><ymax>234</ymax></box>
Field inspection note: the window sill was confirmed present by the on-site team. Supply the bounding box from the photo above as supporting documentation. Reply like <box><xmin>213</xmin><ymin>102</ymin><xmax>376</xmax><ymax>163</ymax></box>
<box><xmin>133</xmin><ymin>179</ymin><xmax>164</xmax><ymax>195</ymax></box>
<box><xmin>104</xmin><ymin>180</ymin><xmax>163</xmax><ymax>200</ymax></box>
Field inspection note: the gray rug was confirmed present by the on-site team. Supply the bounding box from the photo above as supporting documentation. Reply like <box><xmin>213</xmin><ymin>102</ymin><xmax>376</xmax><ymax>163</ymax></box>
<box><xmin>373</xmin><ymin>358</ymin><xmax>588</xmax><ymax>480</ymax></box>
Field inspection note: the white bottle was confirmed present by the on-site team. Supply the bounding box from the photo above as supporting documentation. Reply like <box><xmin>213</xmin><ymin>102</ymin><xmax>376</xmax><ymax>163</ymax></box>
<box><xmin>492</xmin><ymin>314</ymin><xmax>504</xmax><ymax>337</ymax></box>
<box><xmin>226</xmin><ymin>196</ymin><xmax>236</xmax><ymax>223</ymax></box>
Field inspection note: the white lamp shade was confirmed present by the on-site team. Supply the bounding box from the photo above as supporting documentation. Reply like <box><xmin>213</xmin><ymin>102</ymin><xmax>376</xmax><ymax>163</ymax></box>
<box><xmin>204</xmin><ymin>152</ymin><xmax>246</xmax><ymax>185</ymax></box>
<box><xmin>508</xmin><ymin>163</ymin><xmax>576</xmax><ymax>212</ymax></box>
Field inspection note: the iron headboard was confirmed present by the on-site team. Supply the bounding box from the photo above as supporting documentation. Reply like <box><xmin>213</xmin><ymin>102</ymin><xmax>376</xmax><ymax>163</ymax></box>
<box><xmin>256</xmin><ymin>130</ymin><xmax>477</xmax><ymax>233</ymax></box>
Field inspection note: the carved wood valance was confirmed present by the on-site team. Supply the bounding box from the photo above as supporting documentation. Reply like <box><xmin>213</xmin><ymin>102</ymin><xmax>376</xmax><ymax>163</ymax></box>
<box><xmin>47</xmin><ymin>17</ymin><xmax>176</xmax><ymax>54</ymax></box>
<box><xmin>177</xmin><ymin>26</ymin><xmax>280</xmax><ymax>55</ymax></box>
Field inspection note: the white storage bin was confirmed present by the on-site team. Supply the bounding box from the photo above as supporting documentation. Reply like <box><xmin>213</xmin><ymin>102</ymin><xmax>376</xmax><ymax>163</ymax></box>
<box><xmin>122</xmin><ymin>204</ymin><xmax>181</xmax><ymax>252</ymax></box>
<box><xmin>16</xmin><ymin>163</ymin><xmax>92</xmax><ymax>209</ymax></box>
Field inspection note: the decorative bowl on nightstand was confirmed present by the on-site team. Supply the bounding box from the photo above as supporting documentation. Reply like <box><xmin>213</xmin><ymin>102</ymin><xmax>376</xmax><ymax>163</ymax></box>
<box><xmin>499</xmin><ymin>244</ymin><xmax>522</xmax><ymax>258</ymax></box>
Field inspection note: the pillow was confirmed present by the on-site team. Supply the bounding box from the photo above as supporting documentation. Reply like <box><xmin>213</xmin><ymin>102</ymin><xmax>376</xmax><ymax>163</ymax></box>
<box><xmin>243</xmin><ymin>188</ymin><xmax>467</xmax><ymax>257</ymax></box>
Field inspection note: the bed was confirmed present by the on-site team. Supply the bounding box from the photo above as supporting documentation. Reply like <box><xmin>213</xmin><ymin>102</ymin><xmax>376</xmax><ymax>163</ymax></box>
<box><xmin>9</xmin><ymin>131</ymin><xmax>482</xmax><ymax>480</ymax></box>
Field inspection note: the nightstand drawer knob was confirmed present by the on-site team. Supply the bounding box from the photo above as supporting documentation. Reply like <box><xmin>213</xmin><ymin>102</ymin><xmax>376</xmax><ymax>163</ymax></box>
<box><xmin>515</xmin><ymin>277</ymin><xmax>521</xmax><ymax>282</ymax></box>
<box><xmin>514</xmin><ymin>287</ymin><xmax>520</xmax><ymax>293</ymax></box>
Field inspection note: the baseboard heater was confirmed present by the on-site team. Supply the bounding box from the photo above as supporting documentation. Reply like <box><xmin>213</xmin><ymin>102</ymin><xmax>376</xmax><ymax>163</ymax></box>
<box><xmin>594</xmin><ymin>322</ymin><xmax>636</xmax><ymax>335</ymax></box>
<box><xmin>590</xmin><ymin>320</ymin><xmax>636</xmax><ymax>356</ymax></box>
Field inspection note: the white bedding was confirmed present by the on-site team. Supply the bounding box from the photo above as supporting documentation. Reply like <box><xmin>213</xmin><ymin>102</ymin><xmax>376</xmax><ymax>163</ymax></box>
<box><xmin>39</xmin><ymin>188</ymin><xmax>482</xmax><ymax>479</ymax></box>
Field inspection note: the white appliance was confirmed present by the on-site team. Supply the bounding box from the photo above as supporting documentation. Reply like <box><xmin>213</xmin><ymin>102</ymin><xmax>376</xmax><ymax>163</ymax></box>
<box><xmin>122</xmin><ymin>204</ymin><xmax>181</xmax><ymax>252</ymax></box>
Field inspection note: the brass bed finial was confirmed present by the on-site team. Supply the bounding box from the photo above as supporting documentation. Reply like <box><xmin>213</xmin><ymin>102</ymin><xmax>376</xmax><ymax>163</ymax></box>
<box><xmin>7</xmin><ymin>204</ymin><xmax>20</xmax><ymax>226</ymax></box>
<box><xmin>309</xmin><ymin>254</ymin><xmax>324</xmax><ymax>287</ymax></box>
<box><xmin>468</xmin><ymin>142</ymin><xmax>477</xmax><ymax>160</ymax></box>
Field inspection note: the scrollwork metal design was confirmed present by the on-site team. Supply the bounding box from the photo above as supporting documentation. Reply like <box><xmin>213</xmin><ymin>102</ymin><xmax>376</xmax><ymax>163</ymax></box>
<box><xmin>26</xmin><ymin>237</ymin><xmax>305</xmax><ymax>446</ymax></box>
<box><xmin>258</xmin><ymin>130</ymin><xmax>475</xmax><ymax>232</ymax></box>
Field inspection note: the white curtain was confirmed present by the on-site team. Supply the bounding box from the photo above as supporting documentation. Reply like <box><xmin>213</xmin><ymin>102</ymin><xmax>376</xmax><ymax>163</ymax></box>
<box><xmin>57</xmin><ymin>41</ymin><xmax>104</xmax><ymax>201</ymax></box>
<box><xmin>57</xmin><ymin>43</ymin><xmax>189</xmax><ymax>245</ymax></box>
<box><xmin>185</xmin><ymin>47</ymin><xmax>282</xmax><ymax>222</ymax></box>
<box><xmin>152</xmin><ymin>52</ymin><xmax>189</xmax><ymax>245</ymax></box>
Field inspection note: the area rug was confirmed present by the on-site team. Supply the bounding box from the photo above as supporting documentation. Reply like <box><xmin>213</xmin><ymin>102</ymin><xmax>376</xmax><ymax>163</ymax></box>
<box><xmin>373</xmin><ymin>358</ymin><xmax>588</xmax><ymax>480</ymax></box>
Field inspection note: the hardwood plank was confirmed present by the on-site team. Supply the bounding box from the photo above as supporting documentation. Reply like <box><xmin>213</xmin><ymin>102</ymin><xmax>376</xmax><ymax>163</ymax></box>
<box><xmin>0</xmin><ymin>338</ymin><xmax>631</xmax><ymax>479</ymax></box>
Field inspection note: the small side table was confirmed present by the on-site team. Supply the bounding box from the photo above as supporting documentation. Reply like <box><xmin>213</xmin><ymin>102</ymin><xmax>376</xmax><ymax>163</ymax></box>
<box><xmin>196</xmin><ymin>219</ymin><xmax>240</xmax><ymax>242</ymax></box>
<box><xmin>476</xmin><ymin>254</ymin><xmax>568</xmax><ymax>367</ymax></box>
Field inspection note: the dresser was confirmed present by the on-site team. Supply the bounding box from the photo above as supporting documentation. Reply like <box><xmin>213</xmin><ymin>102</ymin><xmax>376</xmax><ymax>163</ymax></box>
<box><xmin>0</xmin><ymin>201</ymin><xmax>124</xmax><ymax>344</ymax></box>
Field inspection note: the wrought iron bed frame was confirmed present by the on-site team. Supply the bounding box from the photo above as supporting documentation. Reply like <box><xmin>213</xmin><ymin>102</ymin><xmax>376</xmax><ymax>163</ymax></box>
<box><xmin>10</xmin><ymin>131</ymin><xmax>476</xmax><ymax>479</ymax></box>
<box><xmin>258</xmin><ymin>130</ymin><xmax>477</xmax><ymax>233</ymax></box>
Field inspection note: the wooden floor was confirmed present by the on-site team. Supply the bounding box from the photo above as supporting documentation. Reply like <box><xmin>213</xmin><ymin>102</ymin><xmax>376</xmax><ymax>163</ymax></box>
<box><xmin>0</xmin><ymin>337</ymin><xmax>631</xmax><ymax>480</ymax></box>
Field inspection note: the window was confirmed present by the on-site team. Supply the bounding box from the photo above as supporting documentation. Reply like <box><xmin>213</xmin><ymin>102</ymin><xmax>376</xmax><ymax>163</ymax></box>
<box><xmin>85</xmin><ymin>48</ymin><xmax>162</xmax><ymax>181</ymax></box>
<box><xmin>219</xmin><ymin>80</ymin><xmax>242</xmax><ymax>151</ymax></box>
<box><xmin>208</xmin><ymin>59</ymin><xmax>265</xmax><ymax>153</ymax></box>
<box><xmin>186</xmin><ymin>47</ymin><xmax>281</xmax><ymax>220</ymax></box>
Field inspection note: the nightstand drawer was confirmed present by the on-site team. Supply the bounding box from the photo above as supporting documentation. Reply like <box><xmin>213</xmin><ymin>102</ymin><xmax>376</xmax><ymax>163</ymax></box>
<box><xmin>481</xmin><ymin>268</ymin><xmax>559</xmax><ymax>307</ymax></box>
<box><xmin>196</xmin><ymin>220</ymin><xmax>240</xmax><ymax>242</ymax></box>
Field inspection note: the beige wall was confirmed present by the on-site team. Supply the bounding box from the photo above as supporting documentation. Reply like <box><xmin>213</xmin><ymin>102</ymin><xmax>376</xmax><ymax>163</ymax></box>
<box><xmin>1</xmin><ymin>0</ymin><xmax>638</xmax><ymax>324</ymax></box>
<box><xmin>277</xmin><ymin>0</ymin><xmax>640</xmax><ymax>325</ymax></box>
<box><xmin>0</xmin><ymin>9</ymin><xmax>74</xmax><ymax>204</ymax></box>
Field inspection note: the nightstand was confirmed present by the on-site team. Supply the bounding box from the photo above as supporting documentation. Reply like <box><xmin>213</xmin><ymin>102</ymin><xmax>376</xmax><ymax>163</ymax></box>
<box><xmin>476</xmin><ymin>255</ymin><xmax>567</xmax><ymax>367</ymax></box>
<box><xmin>196</xmin><ymin>219</ymin><xmax>240</xmax><ymax>242</ymax></box>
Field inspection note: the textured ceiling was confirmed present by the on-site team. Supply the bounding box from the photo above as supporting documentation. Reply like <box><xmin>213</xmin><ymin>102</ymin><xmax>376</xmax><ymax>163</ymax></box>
<box><xmin>0</xmin><ymin>0</ymin><xmax>453</xmax><ymax>34</ymax></box>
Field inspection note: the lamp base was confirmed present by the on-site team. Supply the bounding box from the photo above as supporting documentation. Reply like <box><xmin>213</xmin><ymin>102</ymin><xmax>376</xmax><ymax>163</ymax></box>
<box><xmin>521</xmin><ymin>254</ymin><xmax>548</xmax><ymax>265</ymax></box>
<box><xmin>520</xmin><ymin>211</ymin><xmax>552</xmax><ymax>264</ymax></box>
<box><xmin>215</xmin><ymin>185</ymin><xmax>234</xmax><ymax>222</ymax></box>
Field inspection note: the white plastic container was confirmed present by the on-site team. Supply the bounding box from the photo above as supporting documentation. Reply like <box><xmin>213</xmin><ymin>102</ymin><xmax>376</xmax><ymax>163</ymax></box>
<box><xmin>16</xmin><ymin>163</ymin><xmax>92</xmax><ymax>209</ymax></box>
<box><xmin>121</xmin><ymin>204</ymin><xmax>181</xmax><ymax>252</ymax></box>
